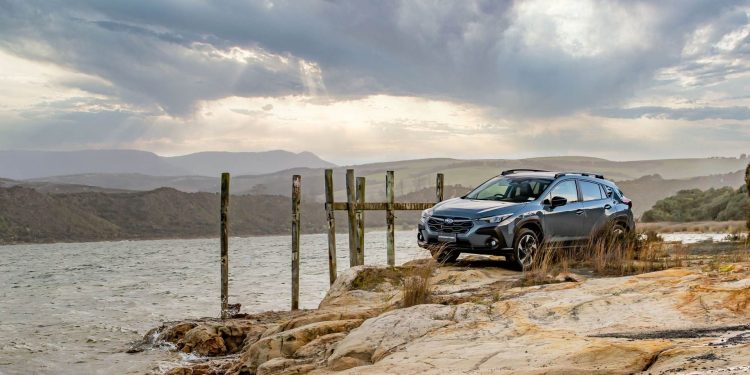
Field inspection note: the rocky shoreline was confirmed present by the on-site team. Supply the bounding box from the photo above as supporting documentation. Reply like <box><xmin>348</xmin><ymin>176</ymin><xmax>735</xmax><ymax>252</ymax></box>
<box><xmin>132</xmin><ymin>256</ymin><xmax>750</xmax><ymax>374</ymax></box>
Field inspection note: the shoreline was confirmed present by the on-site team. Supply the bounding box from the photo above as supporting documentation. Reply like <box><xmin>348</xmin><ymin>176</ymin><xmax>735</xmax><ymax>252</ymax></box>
<box><xmin>1</xmin><ymin>221</ymin><xmax>746</xmax><ymax>246</ymax></box>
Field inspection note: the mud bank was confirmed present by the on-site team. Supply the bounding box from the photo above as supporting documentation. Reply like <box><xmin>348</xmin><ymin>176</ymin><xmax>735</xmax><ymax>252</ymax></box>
<box><xmin>134</xmin><ymin>257</ymin><xmax>750</xmax><ymax>374</ymax></box>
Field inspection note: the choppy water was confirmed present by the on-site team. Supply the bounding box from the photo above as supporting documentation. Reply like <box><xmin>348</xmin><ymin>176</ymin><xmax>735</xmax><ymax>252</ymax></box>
<box><xmin>0</xmin><ymin>230</ymin><xmax>430</xmax><ymax>375</ymax></box>
<box><xmin>659</xmin><ymin>232</ymin><xmax>739</xmax><ymax>244</ymax></box>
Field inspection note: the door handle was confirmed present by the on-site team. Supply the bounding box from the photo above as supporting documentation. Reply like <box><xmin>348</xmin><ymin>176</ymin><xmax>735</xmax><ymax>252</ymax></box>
<box><xmin>604</xmin><ymin>204</ymin><xmax>612</xmax><ymax>209</ymax></box>
<box><xmin>575</xmin><ymin>209</ymin><xmax>584</xmax><ymax>215</ymax></box>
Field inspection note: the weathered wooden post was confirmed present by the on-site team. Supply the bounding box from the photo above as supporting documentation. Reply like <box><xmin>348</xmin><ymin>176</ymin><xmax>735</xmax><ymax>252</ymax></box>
<box><xmin>386</xmin><ymin>171</ymin><xmax>395</xmax><ymax>266</ymax></box>
<box><xmin>356</xmin><ymin>177</ymin><xmax>366</xmax><ymax>265</ymax></box>
<box><xmin>436</xmin><ymin>173</ymin><xmax>444</xmax><ymax>203</ymax></box>
<box><xmin>324</xmin><ymin>169</ymin><xmax>337</xmax><ymax>285</ymax></box>
<box><xmin>345</xmin><ymin>169</ymin><xmax>358</xmax><ymax>267</ymax></box>
<box><xmin>220</xmin><ymin>172</ymin><xmax>230</xmax><ymax>319</ymax></box>
<box><xmin>291</xmin><ymin>175</ymin><xmax>301</xmax><ymax>310</ymax></box>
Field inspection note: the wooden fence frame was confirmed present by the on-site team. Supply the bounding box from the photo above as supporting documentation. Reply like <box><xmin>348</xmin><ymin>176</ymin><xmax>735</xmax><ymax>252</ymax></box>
<box><xmin>319</xmin><ymin>168</ymin><xmax>444</xmax><ymax>285</ymax></box>
<box><xmin>221</xmin><ymin>169</ymin><xmax>446</xmax><ymax>315</ymax></box>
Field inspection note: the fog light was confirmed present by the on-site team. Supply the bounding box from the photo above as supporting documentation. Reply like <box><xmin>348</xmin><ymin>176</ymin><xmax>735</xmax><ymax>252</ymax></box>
<box><xmin>490</xmin><ymin>240</ymin><xmax>498</xmax><ymax>247</ymax></box>
<box><xmin>418</xmin><ymin>233</ymin><xmax>424</xmax><ymax>241</ymax></box>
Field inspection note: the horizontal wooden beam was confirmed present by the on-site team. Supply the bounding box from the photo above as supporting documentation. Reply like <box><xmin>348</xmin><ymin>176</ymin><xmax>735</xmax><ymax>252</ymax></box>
<box><xmin>330</xmin><ymin>202</ymin><xmax>435</xmax><ymax>211</ymax></box>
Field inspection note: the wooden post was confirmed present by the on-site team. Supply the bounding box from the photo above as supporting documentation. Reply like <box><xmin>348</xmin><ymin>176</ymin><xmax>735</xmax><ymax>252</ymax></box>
<box><xmin>356</xmin><ymin>176</ymin><xmax>366</xmax><ymax>266</ymax></box>
<box><xmin>345</xmin><ymin>169</ymin><xmax>358</xmax><ymax>267</ymax></box>
<box><xmin>220</xmin><ymin>172</ymin><xmax>230</xmax><ymax>319</ymax></box>
<box><xmin>324</xmin><ymin>169</ymin><xmax>337</xmax><ymax>285</ymax></box>
<box><xmin>436</xmin><ymin>173</ymin><xmax>444</xmax><ymax>203</ymax></box>
<box><xmin>291</xmin><ymin>175</ymin><xmax>301</xmax><ymax>310</ymax></box>
<box><xmin>386</xmin><ymin>171</ymin><xmax>395</xmax><ymax>266</ymax></box>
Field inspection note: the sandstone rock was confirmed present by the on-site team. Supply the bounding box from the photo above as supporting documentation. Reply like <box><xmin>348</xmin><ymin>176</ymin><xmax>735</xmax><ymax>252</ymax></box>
<box><xmin>318</xmin><ymin>267</ymin><xmax>402</xmax><ymax>311</ymax></box>
<box><xmin>294</xmin><ymin>332</ymin><xmax>346</xmax><ymax>358</ymax></box>
<box><xmin>180</xmin><ymin>325</ymin><xmax>226</xmax><ymax>356</ymax></box>
<box><xmin>319</xmin><ymin>263</ymin><xmax>750</xmax><ymax>374</ymax></box>
<box><xmin>263</xmin><ymin>311</ymin><xmax>374</xmax><ymax>338</ymax></box>
<box><xmin>129</xmin><ymin>320</ymin><xmax>199</xmax><ymax>352</ymax></box>
<box><xmin>327</xmin><ymin>304</ymin><xmax>458</xmax><ymax>369</ymax></box>
<box><xmin>238</xmin><ymin>319</ymin><xmax>364</xmax><ymax>372</ymax></box>
<box><xmin>160</xmin><ymin>322</ymin><xmax>199</xmax><ymax>343</ymax></box>
<box><xmin>179</xmin><ymin>320</ymin><xmax>265</xmax><ymax>356</ymax></box>
<box><xmin>328</xmin><ymin>356</ymin><xmax>370</xmax><ymax>371</ymax></box>
<box><xmin>164</xmin><ymin>358</ymin><xmax>237</xmax><ymax>375</ymax></box>
<box><xmin>647</xmin><ymin>342</ymin><xmax>750</xmax><ymax>374</ymax></box>
<box><xmin>256</xmin><ymin>358</ymin><xmax>315</xmax><ymax>375</ymax></box>
<box><xmin>554</xmin><ymin>271</ymin><xmax>586</xmax><ymax>283</ymax></box>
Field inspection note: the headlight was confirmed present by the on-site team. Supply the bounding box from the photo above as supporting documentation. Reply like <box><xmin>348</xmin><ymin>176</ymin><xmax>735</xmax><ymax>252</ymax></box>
<box><xmin>420</xmin><ymin>208</ymin><xmax>433</xmax><ymax>222</ymax></box>
<box><xmin>477</xmin><ymin>214</ymin><xmax>513</xmax><ymax>224</ymax></box>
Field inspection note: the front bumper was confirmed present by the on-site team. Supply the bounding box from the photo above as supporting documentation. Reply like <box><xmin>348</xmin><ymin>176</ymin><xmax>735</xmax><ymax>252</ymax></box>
<box><xmin>417</xmin><ymin>218</ymin><xmax>515</xmax><ymax>255</ymax></box>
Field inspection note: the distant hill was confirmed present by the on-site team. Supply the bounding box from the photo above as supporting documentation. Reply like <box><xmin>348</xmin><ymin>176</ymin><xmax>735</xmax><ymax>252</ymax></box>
<box><xmin>616</xmin><ymin>170</ymin><xmax>746</xmax><ymax>217</ymax></box>
<box><xmin>20</xmin><ymin>168</ymin><xmax>748</xmax><ymax>218</ymax></box>
<box><xmin>0</xmin><ymin>149</ymin><xmax>335</xmax><ymax>179</ymax></box>
<box><xmin>0</xmin><ymin>186</ymin><xmax>330</xmax><ymax>244</ymax></box>
<box><xmin>0</xmin><ymin>177</ymin><xmax>131</xmax><ymax>194</ymax></box>
<box><xmin>22</xmin><ymin>157</ymin><xmax>749</xmax><ymax>199</ymax></box>
<box><xmin>166</xmin><ymin>151</ymin><xmax>335</xmax><ymax>177</ymax></box>
<box><xmin>27</xmin><ymin>174</ymin><xmax>219</xmax><ymax>193</ymax></box>
<box><xmin>641</xmin><ymin>185</ymin><xmax>748</xmax><ymax>222</ymax></box>
<box><xmin>2</xmin><ymin>177</ymin><xmax>749</xmax><ymax>244</ymax></box>
<box><xmin>0</xmin><ymin>185</ymin><xmax>435</xmax><ymax>244</ymax></box>
<box><xmin>6</xmin><ymin>154</ymin><xmax>749</xmax><ymax>221</ymax></box>
<box><xmin>0</xmin><ymin>150</ymin><xmax>186</xmax><ymax>179</ymax></box>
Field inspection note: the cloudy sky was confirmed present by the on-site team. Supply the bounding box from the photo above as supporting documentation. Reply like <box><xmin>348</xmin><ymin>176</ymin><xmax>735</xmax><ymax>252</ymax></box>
<box><xmin>1</xmin><ymin>0</ymin><xmax>749</xmax><ymax>164</ymax></box>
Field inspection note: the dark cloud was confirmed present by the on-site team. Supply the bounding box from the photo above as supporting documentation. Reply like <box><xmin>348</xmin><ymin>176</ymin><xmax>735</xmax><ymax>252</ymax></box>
<box><xmin>593</xmin><ymin>106</ymin><xmax>750</xmax><ymax>121</ymax></box>
<box><xmin>1</xmin><ymin>0</ymin><xmax>747</xmax><ymax>119</ymax></box>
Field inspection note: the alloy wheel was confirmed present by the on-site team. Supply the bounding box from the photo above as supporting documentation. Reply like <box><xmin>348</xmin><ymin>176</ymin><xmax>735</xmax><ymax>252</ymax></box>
<box><xmin>517</xmin><ymin>233</ymin><xmax>538</xmax><ymax>268</ymax></box>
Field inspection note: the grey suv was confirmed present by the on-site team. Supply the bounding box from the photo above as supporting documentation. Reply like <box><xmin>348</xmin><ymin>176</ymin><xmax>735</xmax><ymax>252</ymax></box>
<box><xmin>417</xmin><ymin>169</ymin><xmax>634</xmax><ymax>268</ymax></box>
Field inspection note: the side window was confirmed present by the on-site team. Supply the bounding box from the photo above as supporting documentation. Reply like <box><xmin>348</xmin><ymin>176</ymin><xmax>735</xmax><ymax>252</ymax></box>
<box><xmin>580</xmin><ymin>181</ymin><xmax>604</xmax><ymax>201</ymax></box>
<box><xmin>548</xmin><ymin>180</ymin><xmax>579</xmax><ymax>203</ymax></box>
<box><xmin>599</xmin><ymin>184</ymin><xmax>608</xmax><ymax>198</ymax></box>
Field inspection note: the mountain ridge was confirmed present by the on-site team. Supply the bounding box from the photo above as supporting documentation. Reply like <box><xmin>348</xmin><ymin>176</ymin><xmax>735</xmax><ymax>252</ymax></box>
<box><xmin>0</xmin><ymin>149</ymin><xmax>335</xmax><ymax>179</ymax></box>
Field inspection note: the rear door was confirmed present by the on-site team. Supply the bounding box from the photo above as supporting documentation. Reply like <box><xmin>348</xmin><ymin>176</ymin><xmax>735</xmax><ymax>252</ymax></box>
<box><xmin>578</xmin><ymin>180</ymin><xmax>608</xmax><ymax>238</ymax></box>
<box><xmin>542</xmin><ymin>179</ymin><xmax>585</xmax><ymax>243</ymax></box>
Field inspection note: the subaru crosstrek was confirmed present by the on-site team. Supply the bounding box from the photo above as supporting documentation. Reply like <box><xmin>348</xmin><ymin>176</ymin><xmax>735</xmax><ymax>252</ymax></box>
<box><xmin>417</xmin><ymin>169</ymin><xmax>634</xmax><ymax>268</ymax></box>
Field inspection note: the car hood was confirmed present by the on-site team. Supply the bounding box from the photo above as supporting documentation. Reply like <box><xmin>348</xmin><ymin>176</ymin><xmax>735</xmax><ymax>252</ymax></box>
<box><xmin>431</xmin><ymin>197</ymin><xmax>526</xmax><ymax>219</ymax></box>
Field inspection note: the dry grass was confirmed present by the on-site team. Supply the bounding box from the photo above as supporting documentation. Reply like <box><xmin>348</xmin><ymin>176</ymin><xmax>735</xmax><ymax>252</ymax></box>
<box><xmin>401</xmin><ymin>258</ymin><xmax>437</xmax><ymax>308</ymax></box>
<box><xmin>351</xmin><ymin>267</ymin><xmax>405</xmax><ymax>291</ymax></box>
<box><xmin>519</xmin><ymin>224</ymin><xmax>698</xmax><ymax>286</ymax></box>
<box><xmin>702</xmin><ymin>246</ymin><xmax>750</xmax><ymax>272</ymax></box>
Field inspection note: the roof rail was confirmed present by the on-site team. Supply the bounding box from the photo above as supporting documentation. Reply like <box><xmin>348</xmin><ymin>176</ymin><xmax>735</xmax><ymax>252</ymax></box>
<box><xmin>554</xmin><ymin>172</ymin><xmax>605</xmax><ymax>179</ymax></box>
<box><xmin>501</xmin><ymin>168</ymin><xmax>550</xmax><ymax>175</ymax></box>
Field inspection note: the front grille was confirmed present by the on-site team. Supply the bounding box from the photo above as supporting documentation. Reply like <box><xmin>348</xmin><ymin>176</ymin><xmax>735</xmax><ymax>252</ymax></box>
<box><xmin>427</xmin><ymin>216</ymin><xmax>474</xmax><ymax>234</ymax></box>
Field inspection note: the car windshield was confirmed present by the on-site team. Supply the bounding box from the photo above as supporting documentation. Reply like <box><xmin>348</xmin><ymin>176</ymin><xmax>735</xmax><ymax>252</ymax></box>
<box><xmin>465</xmin><ymin>177</ymin><xmax>552</xmax><ymax>202</ymax></box>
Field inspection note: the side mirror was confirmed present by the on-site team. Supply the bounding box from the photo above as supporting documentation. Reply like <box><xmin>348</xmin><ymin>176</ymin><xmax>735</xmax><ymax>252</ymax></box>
<box><xmin>550</xmin><ymin>196</ymin><xmax>567</xmax><ymax>207</ymax></box>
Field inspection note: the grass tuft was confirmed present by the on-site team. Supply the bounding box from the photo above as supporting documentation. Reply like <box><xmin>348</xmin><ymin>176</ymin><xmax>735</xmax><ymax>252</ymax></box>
<box><xmin>401</xmin><ymin>258</ymin><xmax>437</xmax><ymax>308</ymax></box>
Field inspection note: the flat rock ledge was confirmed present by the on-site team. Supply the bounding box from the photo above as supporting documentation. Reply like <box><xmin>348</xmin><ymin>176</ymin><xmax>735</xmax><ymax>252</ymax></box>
<box><xmin>137</xmin><ymin>258</ymin><xmax>750</xmax><ymax>375</ymax></box>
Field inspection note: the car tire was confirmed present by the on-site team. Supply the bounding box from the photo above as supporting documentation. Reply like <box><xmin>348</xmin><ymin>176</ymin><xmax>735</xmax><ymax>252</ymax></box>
<box><xmin>613</xmin><ymin>222</ymin><xmax>628</xmax><ymax>237</ymax></box>
<box><xmin>429</xmin><ymin>246</ymin><xmax>460</xmax><ymax>264</ymax></box>
<box><xmin>610</xmin><ymin>221</ymin><xmax>631</xmax><ymax>251</ymax></box>
<box><xmin>511</xmin><ymin>228</ymin><xmax>540</xmax><ymax>270</ymax></box>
